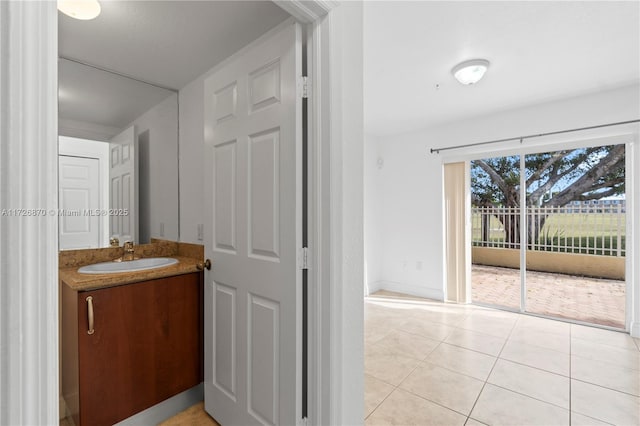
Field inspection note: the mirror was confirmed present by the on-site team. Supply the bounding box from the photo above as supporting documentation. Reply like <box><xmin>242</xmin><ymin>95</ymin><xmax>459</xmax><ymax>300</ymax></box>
<box><xmin>58</xmin><ymin>58</ymin><xmax>179</xmax><ymax>250</ymax></box>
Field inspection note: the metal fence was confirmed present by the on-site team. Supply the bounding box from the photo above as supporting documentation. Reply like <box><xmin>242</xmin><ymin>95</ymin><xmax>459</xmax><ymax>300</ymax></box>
<box><xmin>471</xmin><ymin>204</ymin><xmax>626</xmax><ymax>257</ymax></box>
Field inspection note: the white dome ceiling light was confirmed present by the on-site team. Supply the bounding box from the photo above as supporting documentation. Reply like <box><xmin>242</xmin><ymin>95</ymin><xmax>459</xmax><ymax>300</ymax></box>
<box><xmin>58</xmin><ymin>0</ymin><xmax>101</xmax><ymax>20</ymax></box>
<box><xmin>452</xmin><ymin>59</ymin><xmax>490</xmax><ymax>85</ymax></box>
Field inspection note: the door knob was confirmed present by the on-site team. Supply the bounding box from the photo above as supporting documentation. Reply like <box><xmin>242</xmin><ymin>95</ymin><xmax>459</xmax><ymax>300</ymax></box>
<box><xmin>197</xmin><ymin>259</ymin><xmax>212</xmax><ymax>271</ymax></box>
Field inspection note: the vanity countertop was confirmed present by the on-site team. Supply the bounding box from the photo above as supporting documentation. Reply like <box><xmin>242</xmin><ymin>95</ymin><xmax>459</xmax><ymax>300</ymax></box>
<box><xmin>60</xmin><ymin>256</ymin><xmax>203</xmax><ymax>292</ymax></box>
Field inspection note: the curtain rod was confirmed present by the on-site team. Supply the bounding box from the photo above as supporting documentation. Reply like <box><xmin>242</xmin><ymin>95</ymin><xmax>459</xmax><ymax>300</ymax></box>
<box><xmin>429</xmin><ymin>119</ymin><xmax>640</xmax><ymax>154</ymax></box>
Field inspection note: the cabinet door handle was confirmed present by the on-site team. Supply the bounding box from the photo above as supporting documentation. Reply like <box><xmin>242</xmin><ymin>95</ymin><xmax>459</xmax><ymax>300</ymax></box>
<box><xmin>86</xmin><ymin>296</ymin><xmax>95</xmax><ymax>335</ymax></box>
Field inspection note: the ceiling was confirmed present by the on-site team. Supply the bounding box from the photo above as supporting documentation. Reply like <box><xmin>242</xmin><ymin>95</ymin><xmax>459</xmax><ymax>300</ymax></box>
<box><xmin>59</xmin><ymin>1</ymin><xmax>290</xmax><ymax>90</ymax></box>
<box><xmin>364</xmin><ymin>1</ymin><xmax>640</xmax><ymax>137</ymax></box>
<box><xmin>59</xmin><ymin>58</ymin><xmax>175</xmax><ymax>131</ymax></box>
<box><xmin>58</xmin><ymin>1</ymin><xmax>290</xmax><ymax>131</ymax></box>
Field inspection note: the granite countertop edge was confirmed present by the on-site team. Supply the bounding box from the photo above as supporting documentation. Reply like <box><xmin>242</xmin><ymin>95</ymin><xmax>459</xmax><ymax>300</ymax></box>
<box><xmin>60</xmin><ymin>256</ymin><xmax>202</xmax><ymax>292</ymax></box>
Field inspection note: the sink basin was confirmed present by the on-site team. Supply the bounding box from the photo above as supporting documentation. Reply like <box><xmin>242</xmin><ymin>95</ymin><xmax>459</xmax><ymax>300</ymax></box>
<box><xmin>77</xmin><ymin>257</ymin><xmax>179</xmax><ymax>274</ymax></box>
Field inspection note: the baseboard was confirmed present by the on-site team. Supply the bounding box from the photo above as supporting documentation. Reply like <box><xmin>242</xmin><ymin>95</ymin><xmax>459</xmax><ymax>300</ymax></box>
<box><xmin>631</xmin><ymin>321</ymin><xmax>640</xmax><ymax>338</ymax></box>
<box><xmin>374</xmin><ymin>281</ymin><xmax>444</xmax><ymax>301</ymax></box>
<box><xmin>114</xmin><ymin>383</ymin><xmax>203</xmax><ymax>425</ymax></box>
<box><xmin>365</xmin><ymin>280</ymin><xmax>385</xmax><ymax>296</ymax></box>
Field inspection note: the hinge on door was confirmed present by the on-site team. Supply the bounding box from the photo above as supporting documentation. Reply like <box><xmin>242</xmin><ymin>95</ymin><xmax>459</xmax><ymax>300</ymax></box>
<box><xmin>299</xmin><ymin>247</ymin><xmax>309</xmax><ymax>270</ymax></box>
<box><xmin>301</xmin><ymin>76</ymin><xmax>310</xmax><ymax>99</ymax></box>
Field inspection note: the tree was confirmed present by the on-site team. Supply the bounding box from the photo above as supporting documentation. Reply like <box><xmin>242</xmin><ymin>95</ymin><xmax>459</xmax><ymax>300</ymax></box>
<box><xmin>472</xmin><ymin>144</ymin><xmax>625</xmax><ymax>246</ymax></box>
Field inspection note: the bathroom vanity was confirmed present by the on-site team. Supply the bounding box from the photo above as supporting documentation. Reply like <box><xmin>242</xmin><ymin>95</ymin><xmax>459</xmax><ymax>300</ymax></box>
<box><xmin>59</xmin><ymin>242</ymin><xmax>205</xmax><ymax>426</ymax></box>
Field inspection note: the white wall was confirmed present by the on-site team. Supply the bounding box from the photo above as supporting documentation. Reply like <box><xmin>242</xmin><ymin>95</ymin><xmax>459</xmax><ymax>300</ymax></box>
<box><xmin>178</xmin><ymin>76</ymin><xmax>205</xmax><ymax>244</ymax></box>
<box><xmin>364</xmin><ymin>134</ymin><xmax>383</xmax><ymax>294</ymax></box>
<box><xmin>328</xmin><ymin>3</ymin><xmax>365</xmax><ymax>423</ymax></box>
<box><xmin>127</xmin><ymin>93</ymin><xmax>179</xmax><ymax>242</ymax></box>
<box><xmin>371</xmin><ymin>84</ymin><xmax>640</xmax><ymax>331</ymax></box>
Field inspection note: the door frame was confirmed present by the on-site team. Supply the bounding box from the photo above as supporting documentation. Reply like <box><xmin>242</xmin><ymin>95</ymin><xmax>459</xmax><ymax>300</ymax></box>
<box><xmin>1</xmin><ymin>1</ymin><xmax>364</xmax><ymax>425</ymax></box>
<box><xmin>278</xmin><ymin>2</ymin><xmax>364</xmax><ymax>423</ymax></box>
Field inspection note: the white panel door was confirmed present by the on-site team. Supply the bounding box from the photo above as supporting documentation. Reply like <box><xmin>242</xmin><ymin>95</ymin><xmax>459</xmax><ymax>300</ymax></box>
<box><xmin>109</xmin><ymin>125</ymin><xmax>137</xmax><ymax>243</ymax></box>
<box><xmin>59</xmin><ymin>155</ymin><xmax>101</xmax><ymax>250</ymax></box>
<box><xmin>203</xmin><ymin>21</ymin><xmax>302</xmax><ymax>425</ymax></box>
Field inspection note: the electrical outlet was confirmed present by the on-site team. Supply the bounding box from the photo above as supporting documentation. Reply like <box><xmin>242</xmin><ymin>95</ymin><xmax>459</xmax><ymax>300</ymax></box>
<box><xmin>159</xmin><ymin>222</ymin><xmax>165</xmax><ymax>237</ymax></box>
<box><xmin>197</xmin><ymin>224</ymin><xmax>204</xmax><ymax>241</ymax></box>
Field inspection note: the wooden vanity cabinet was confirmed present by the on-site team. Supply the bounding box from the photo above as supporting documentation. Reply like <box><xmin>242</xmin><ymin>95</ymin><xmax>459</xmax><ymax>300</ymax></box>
<box><xmin>61</xmin><ymin>272</ymin><xmax>203</xmax><ymax>426</ymax></box>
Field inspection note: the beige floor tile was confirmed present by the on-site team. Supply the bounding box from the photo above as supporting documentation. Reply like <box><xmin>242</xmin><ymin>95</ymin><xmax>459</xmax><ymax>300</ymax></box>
<box><xmin>365</xmin><ymin>302</ymin><xmax>415</xmax><ymax>323</ymax></box>
<box><xmin>365</xmin><ymin>321</ymin><xmax>394</xmax><ymax>346</ymax></box>
<box><xmin>445</xmin><ymin>328</ymin><xmax>506</xmax><ymax>356</ymax></box>
<box><xmin>570</xmin><ymin>412</ymin><xmax>612</xmax><ymax>426</ymax></box>
<box><xmin>365</xmin><ymin>374</ymin><xmax>395</xmax><ymax>419</ymax></box>
<box><xmin>515</xmin><ymin>314</ymin><xmax>571</xmax><ymax>336</ymax></box>
<box><xmin>400</xmin><ymin>362</ymin><xmax>484</xmax><ymax>415</ymax></box>
<box><xmin>457</xmin><ymin>315</ymin><xmax>516</xmax><ymax>339</ymax></box>
<box><xmin>365</xmin><ymin>345</ymin><xmax>421</xmax><ymax>386</ymax></box>
<box><xmin>400</xmin><ymin>319</ymin><xmax>456</xmax><ymax>341</ymax></box>
<box><xmin>365</xmin><ymin>388</ymin><xmax>466</xmax><ymax>426</ymax></box>
<box><xmin>571</xmin><ymin>337</ymin><xmax>640</xmax><ymax>371</ymax></box>
<box><xmin>410</xmin><ymin>309</ymin><xmax>467</xmax><ymax>327</ymax></box>
<box><xmin>469</xmin><ymin>308</ymin><xmax>521</xmax><ymax>321</ymax></box>
<box><xmin>371</xmin><ymin>329</ymin><xmax>439</xmax><ymax>361</ymax></box>
<box><xmin>571</xmin><ymin>355</ymin><xmax>639</xmax><ymax>396</ymax></box>
<box><xmin>158</xmin><ymin>402</ymin><xmax>219</xmax><ymax>426</ymax></box>
<box><xmin>465</xmin><ymin>418</ymin><xmax>488</xmax><ymax>426</ymax></box>
<box><xmin>426</xmin><ymin>343</ymin><xmax>496</xmax><ymax>381</ymax></box>
<box><xmin>488</xmin><ymin>359</ymin><xmax>569</xmax><ymax>408</ymax></box>
<box><xmin>364</xmin><ymin>302</ymin><xmax>394</xmax><ymax>318</ymax></box>
<box><xmin>571</xmin><ymin>324</ymin><xmax>638</xmax><ymax>351</ymax></box>
<box><xmin>509</xmin><ymin>326</ymin><xmax>570</xmax><ymax>353</ymax></box>
<box><xmin>470</xmin><ymin>384</ymin><xmax>569</xmax><ymax>426</ymax></box>
<box><xmin>571</xmin><ymin>379</ymin><xmax>640</xmax><ymax>426</ymax></box>
<box><xmin>366</xmin><ymin>314</ymin><xmax>411</xmax><ymax>333</ymax></box>
<box><xmin>500</xmin><ymin>339</ymin><xmax>569</xmax><ymax>376</ymax></box>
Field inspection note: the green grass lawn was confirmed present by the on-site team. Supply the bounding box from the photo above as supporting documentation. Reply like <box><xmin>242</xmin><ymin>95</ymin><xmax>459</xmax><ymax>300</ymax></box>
<box><xmin>472</xmin><ymin>213</ymin><xmax>626</xmax><ymax>256</ymax></box>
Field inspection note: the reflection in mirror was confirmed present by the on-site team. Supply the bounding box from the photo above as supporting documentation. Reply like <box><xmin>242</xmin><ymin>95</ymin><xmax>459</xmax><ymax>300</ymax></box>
<box><xmin>58</xmin><ymin>58</ymin><xmax>179</xmax><ymax>250</ymax></box>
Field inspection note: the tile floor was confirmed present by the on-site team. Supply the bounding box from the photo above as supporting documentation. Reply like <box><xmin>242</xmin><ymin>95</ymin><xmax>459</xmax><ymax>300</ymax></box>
<box><xmin>365</xmin><ymin>290</ymin><xmax>640</xmax><ymax>426</ymax></box>
<box><xmin>160</xmin><ymin>401</ymin><xmax>219</xmax><ymax>425</ymax></box>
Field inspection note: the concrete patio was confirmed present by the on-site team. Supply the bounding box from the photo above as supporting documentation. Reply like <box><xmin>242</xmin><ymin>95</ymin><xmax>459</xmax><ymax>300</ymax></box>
<box><xmin>471</xmin><ymin>265</ymin><xmax>626</xmax><ymax>328</ymax></box>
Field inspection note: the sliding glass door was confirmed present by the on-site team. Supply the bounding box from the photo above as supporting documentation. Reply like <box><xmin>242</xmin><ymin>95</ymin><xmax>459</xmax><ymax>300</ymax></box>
<box><xmin>470</xmin><ymin>143</ymin><xmax>627</xmax><ymax>328</ymax></box>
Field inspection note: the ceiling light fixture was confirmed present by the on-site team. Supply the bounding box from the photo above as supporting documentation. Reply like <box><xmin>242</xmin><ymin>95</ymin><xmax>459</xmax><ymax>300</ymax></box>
<box><xmin>58</xmin><ymin>0</ymin><xmax>101</xmax><ymax>20</ymax></box>
<box><xmin>452</xmin><ymin>59</ymin><xmax>490</xmax><ymax>85</ymax></box>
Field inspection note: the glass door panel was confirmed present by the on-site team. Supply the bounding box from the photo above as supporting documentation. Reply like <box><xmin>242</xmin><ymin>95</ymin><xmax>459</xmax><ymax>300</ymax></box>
<box><xmin>524</xmin><ymin>145</ymin><xmax>626</xmax><ymax>328</ymax></box>
<box><xmin>470</xmin><ymin>155</ymin><xmax>522</xmax><ymax>310</ymax></box>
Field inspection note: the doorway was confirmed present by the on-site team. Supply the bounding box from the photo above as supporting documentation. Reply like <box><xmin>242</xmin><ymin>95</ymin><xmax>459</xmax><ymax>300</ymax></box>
<box><xmin>470</xmin><ymin>142</ymin><xmax>627</xmax><ymax>328</ymax></box>
<box><xmin>58</xmin><ymin>136</ymin><xmax>110</xmax><ymax>250</ymax></box>
<box><xmin>58</xmin><ymin>155</ymin><xmax>101</xmax><ymax>250</ymax></box>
